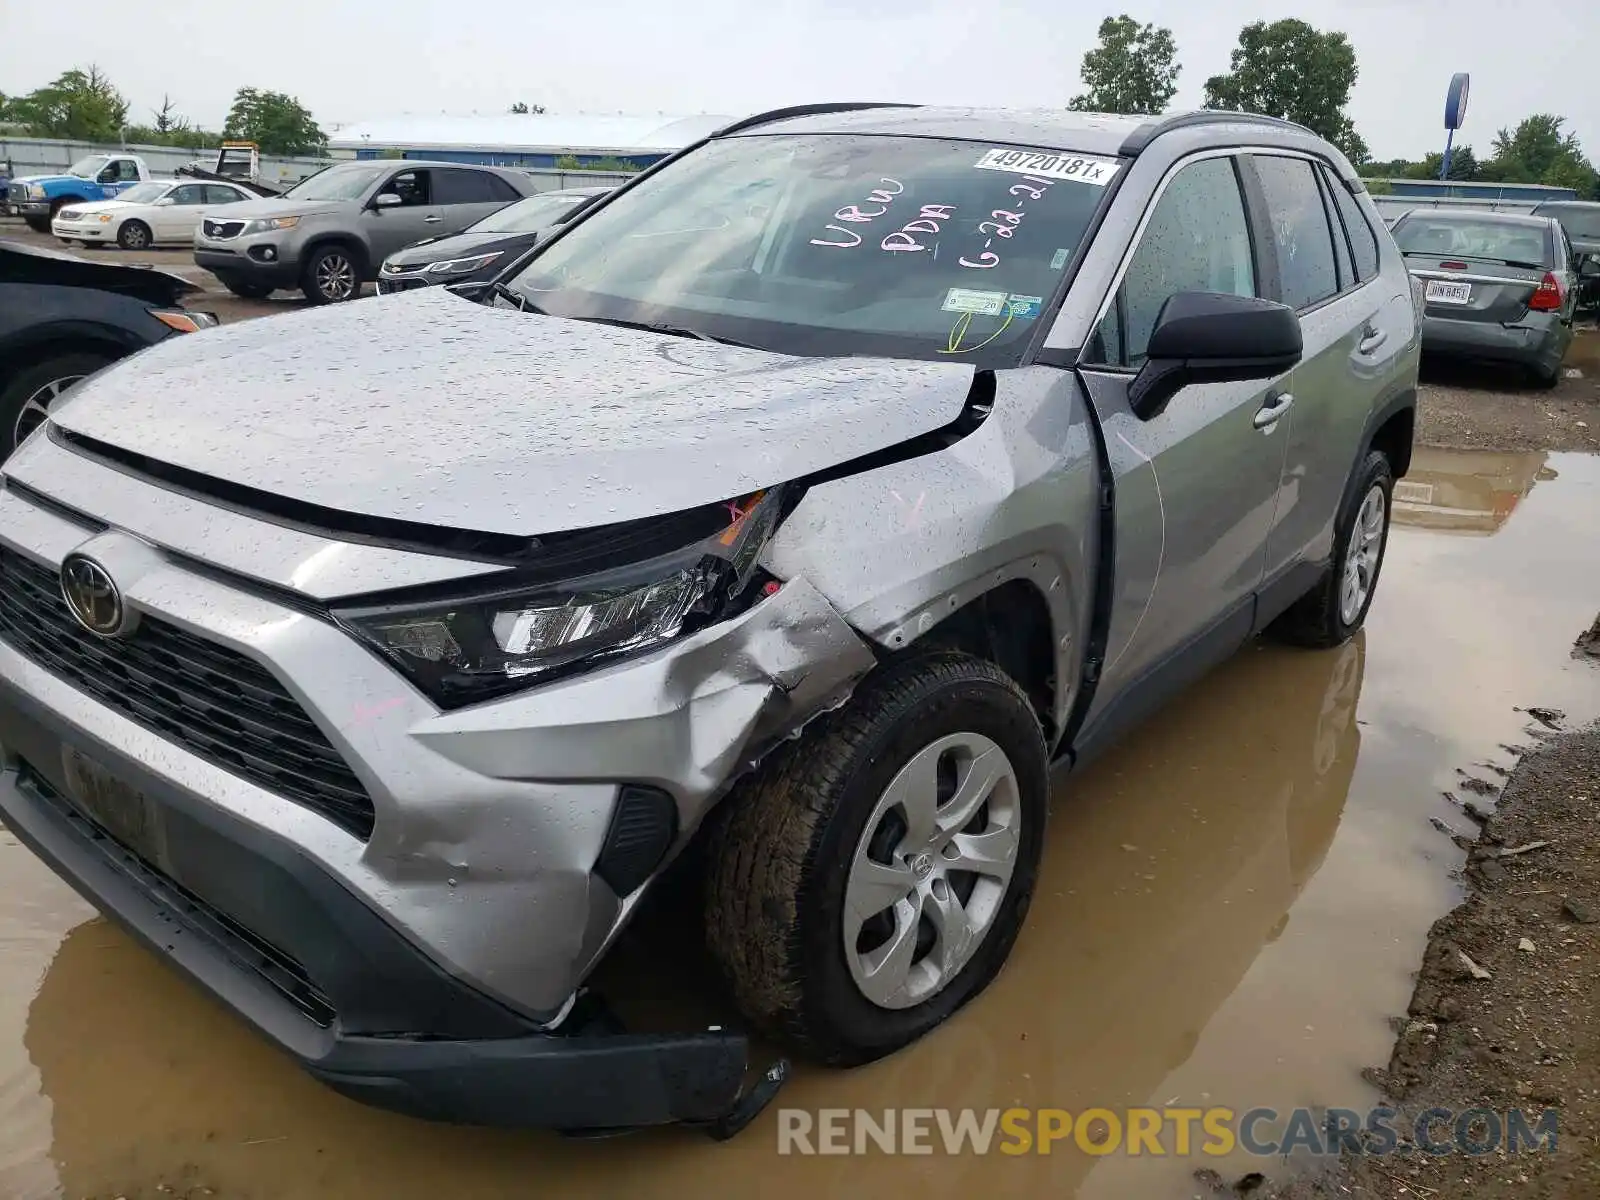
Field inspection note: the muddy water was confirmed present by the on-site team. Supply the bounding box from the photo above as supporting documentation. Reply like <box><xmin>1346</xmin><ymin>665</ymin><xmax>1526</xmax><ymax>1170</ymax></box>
<box><xmin>2</xmin><ymin>449</ymin><xmax>1598</xmax><ymax>1200</ymax></box>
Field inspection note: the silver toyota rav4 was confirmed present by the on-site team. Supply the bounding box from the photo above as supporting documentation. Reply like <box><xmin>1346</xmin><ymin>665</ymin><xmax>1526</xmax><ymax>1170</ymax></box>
<box><xmin>0</xmin><ymin>104</ymin><xmax>1420</xmax><ymax>1136</ymax></box>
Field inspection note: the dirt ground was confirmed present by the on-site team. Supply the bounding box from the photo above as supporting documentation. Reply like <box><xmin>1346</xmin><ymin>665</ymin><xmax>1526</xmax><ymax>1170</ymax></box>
<box><xmin>1238</xmin><ymin>721</ymin><xmax>1600</xmax><ymax>1200</ymax></box>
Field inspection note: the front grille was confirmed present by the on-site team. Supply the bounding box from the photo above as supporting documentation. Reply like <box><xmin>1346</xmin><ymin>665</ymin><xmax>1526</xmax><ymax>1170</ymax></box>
<box><xmin>22</xmin><ymin>761</ymin><xmax>336</xmax><ymax>1026</ymax></box>
<box><xmin>377</xmin><ymin>276</ymin><xmax>431</xmax><ymax>294</ymax></box>
<box><xmin>0</xmin><ymin>549</ymin><xmax>376</xmax><ymax>839</ymax></box>
<box><xmin>203</xmin><ymin>218</ymin><xmax>244</xmax><ymax>239</ymax></box>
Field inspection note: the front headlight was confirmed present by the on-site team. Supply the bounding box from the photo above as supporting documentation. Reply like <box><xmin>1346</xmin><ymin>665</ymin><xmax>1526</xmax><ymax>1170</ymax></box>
<box><xmin>241</xmin><ymin>215</ymin><xmax>300</xmax><ymax>235</ymax></box>
<box><xmin>424</xmin><ymin>251</ymin><xmax>503</xmax><ymax>276</ymax></box>
<box><xmin>335</xmin><ymin>488</ymin><xmax>786</xmax><ymax>707</ymax></box>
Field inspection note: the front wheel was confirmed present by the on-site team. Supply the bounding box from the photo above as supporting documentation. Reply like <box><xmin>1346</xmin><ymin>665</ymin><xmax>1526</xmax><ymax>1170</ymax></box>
<box><xmin>706</xmin><ymin>653</ymin><xmax>1049</xmax><ymax>1066</ymax></box>
<box><xmin>1271</xmin><ymin>449</ymin><xmax>1395</xmax><ymax>648</ymax></box>
<box><xmin>116</xmin><ymin>220</ymin><xmax>152</xmax><ymax>250</ymax></box>
<box><xmin>24</xmin><ymin>217</ymin><xmax>49</xmax><ymax>234</ymax></box>
<box><xmin>0</xmin><ymin>351</ymin><xmax>115</xmax><ymax>458</ymax></box>
<box><xmin>301</xmin><ymin>245</ymin><xmax>361</xmax><ymax>304</ymax></box>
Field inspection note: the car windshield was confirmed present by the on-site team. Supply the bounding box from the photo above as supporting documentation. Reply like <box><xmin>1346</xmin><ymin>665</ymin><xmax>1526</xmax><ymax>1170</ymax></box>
<box><xmin>502</xmin><ymin>133</ymin><xmax>1120</xmax><ymax>365</ymax></box>
<box><xmin>67</xmin><ymin>156</ymin><xmax>110</xmax><ymax>178</ymax></box>
<box><xmin>282</xmin><ymin>164</ymin><xmax>387</xmax><ymax>202</ymax></box>
<box><xmin>1394</xmin><ymin>217</ymin><xmax>1551</xmax><ymax>266</ymax></box>
<box><xmin>471</xmin><ymin>191</ymin><xmax>592</xmax><ymax>234</ymax></box>
<box><xmin>118</xmin><ymin>182</ymin><xmax>170</xmax><ymax>205</ymax></box>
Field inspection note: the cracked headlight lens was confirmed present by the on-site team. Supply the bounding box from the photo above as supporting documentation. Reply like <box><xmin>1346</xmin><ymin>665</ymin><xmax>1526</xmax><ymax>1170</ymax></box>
<box><xmin>335</xmin><ymin>488</ymin><xmax>784</xmax><ymax>707</ymax></box>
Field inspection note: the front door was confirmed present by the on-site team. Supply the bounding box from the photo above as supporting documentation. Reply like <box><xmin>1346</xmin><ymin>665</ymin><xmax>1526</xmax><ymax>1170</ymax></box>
<box><xmin>1074</xmin><ymin>153</ymin><xmax>1291</xmax><ymax>740</ymax></box>
<box><xmin>154</xmin><ymin>183</ymin><xmax>208</xmax><ymax>241</ymax></box>
<box><xmin>365</xmin><ymin>167</ymin><xmax>443</xmax><ymax>265</ymax></box>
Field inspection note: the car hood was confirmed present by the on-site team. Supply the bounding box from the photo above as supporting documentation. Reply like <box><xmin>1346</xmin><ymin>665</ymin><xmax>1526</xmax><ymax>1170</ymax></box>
<box><xmin>0</xmin><ymin>239</ymin><xmax>199</xmax><ymax>303</ymax></box>
<box><xmin>49</xmin><ymin>287</ymin><xmax>979</xmax><ymax>537</ymax></box>
<box><xmin>55</xmin><ymin>197</ymin><xmax>135</xmax><ymax>214</ymax></box>
<box><xmin>13</xmin><ymin>173</ymin><xmax>92</xmax><ymax>188</ymax></box>
<box><xmin>386</xmin><ymin>229</ymin><xmax>540</xmax><ymax>268</ymax></box>
<box><xmin>205</xmin><ymin>197</ymin><xmax>343</xmax><ymax>221</ymax></box>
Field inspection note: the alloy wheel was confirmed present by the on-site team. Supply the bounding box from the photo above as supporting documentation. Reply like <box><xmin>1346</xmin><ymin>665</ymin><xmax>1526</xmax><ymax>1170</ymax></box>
<box><xmin>843</xmin><ymin>731</ymin><xmax>1021</xmax><ymax>1010</ymax></box>
<box><xmin>13</xmin><ymin>375</ymin><xmax>85</xmax><ymax>449</ymax></box>
<box><xmin>316</xmin><ymin>253</ymin><xmax>357</xmax><ymax>301</ymax></box>
<box><xmin>1339</xmin><ymin>484</ymin><xmax>1388</xmax><ymax>626</ymax></box>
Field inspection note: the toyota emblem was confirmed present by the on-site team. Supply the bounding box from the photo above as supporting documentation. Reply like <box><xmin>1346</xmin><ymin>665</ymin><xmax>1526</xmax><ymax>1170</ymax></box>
<box><xmin>60</xmin><ymin>552</ymin><xmax>136</xmax><ymax>638</ymax></box>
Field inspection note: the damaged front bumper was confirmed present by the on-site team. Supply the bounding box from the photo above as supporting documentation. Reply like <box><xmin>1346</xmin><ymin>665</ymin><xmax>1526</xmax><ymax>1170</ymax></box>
<box><xmin>0</xmin><ymin>458</ymin><xmax>875</xmax><ymax>1131</ymax></box>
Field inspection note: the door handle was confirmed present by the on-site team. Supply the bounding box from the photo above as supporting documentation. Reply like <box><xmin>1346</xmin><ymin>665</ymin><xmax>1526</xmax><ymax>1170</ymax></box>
<box><xmin>1358</xmin><ymin>327</ymin><xmax>1388</xmax><ymax>355</ymax></box>
<box><xmin>1253</xmin><ymin>392</ymin><xmax>1294</xmax><ymax>430</ymax></box>
<box><xmin>423</xmin><ymin>215</ymin><xmax>444</xmax><ymax>223</ymax></box>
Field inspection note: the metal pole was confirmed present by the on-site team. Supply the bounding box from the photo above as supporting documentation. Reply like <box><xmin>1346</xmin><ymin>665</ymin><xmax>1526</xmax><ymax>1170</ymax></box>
<box><xmin>1440</xmin><ymin>127</ymin><xmax>1455</xmax><ymax>184</ymax></box>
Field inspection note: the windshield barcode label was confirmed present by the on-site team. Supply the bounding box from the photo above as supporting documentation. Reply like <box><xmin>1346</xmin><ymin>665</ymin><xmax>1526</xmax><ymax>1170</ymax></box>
<box><xmin>973</xmin><ymin>149</ymin><xmax>1121</xmax><ymax>186</ymax></box>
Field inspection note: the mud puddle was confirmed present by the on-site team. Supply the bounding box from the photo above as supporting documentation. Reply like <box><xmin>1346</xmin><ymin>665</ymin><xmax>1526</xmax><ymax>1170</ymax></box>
<box><xmin>1</xmin><ymin>449</ymin><xmax>1598</xmax><ymax>1200</ymax></box>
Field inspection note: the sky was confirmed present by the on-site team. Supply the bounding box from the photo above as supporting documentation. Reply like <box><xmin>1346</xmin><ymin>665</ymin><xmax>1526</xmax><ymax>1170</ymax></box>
<box><xmin>2</xmin><ymin>0</ymin><xmax>1596</xmax><ymax>164</ymax></box>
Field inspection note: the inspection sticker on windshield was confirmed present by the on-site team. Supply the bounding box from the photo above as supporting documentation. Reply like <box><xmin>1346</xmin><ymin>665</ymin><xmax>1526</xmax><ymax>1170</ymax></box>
<box><xmin>1005</xmin><ymin>294</ymin><xmax>1043</xmax><ymax>319</ymax></box>
<box><xmin>943</xmin><ymin>288</ymin><xmax>1008</xmax><ymax>316</ymax></box>
<box><xmin>973</xmin><ymin>148</ymin><xmax>1121</xmax><ymax>186</ymax></box>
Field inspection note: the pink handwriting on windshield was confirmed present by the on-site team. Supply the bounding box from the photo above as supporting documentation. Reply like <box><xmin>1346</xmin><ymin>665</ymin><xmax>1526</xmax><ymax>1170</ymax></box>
<box><xmin>961</xmin><ymin>175</ymin><xmax>1053</xmax><ymax>269</ymax></box>
<box><xmin>880</xmin><ymin>204</ymin><xmax>958</xmax><ymax>253</ymax></box>
<box><xmin>810</xmin><ymin>178</ymin><xmax>906</xmax><ymax>248</ymax></box>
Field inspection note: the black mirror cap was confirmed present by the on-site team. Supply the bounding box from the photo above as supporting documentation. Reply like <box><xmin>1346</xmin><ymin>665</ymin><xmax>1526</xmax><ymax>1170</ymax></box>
<box><xmin>1129</xmin><ymin>292</ymin><xmax>1303</xmax><ymax>420</ymax></box>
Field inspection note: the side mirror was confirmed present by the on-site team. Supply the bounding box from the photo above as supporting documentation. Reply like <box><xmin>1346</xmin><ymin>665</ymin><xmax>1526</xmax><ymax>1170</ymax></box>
<box><xmin>1128</xmin><ymin>292</ymin><xmax>1303</xmax><ymax>421</ymax></box>
<box><xmin>372</xmin><ymin>192</ymin><xmax>403</xmax><ymax>209</ymax></box>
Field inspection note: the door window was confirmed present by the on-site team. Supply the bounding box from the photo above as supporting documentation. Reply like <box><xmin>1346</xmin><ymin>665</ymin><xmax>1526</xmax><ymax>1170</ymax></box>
<box><xmin>204</xmin><ymin>184</ymin><xmax>247</xmax><ymax>205</ymax></box>
<box><xmin>1084</xmin><ymin>156</ymin><xmax>1257</xmax><ymax>369</ymax></box>
<box><xmin>169</xmin><ymin>184</ymin><xmax>208</xmax><ymax>205</ymax></box>
<box><xmin>485</xmin><ymin>174</ymin><xmax>524</xmax><ymax>202</ymax></box>
<box><xmin>1324</xmin><ymin>167</ymin><xmax>1380</xmax><ymax>283</ymax></box>
<box><xmin>1253</xmin><ymin>156</ymin><xmax>1339</xmax><ymax>309</ymax></box>
<box><xmin>434</xmin><ymin>169</ymin><xmax>501</xmax><ymax>205</ymax></box>
<box><xmin>383</xmin><ymin>170</ymin><xmax>432</xmax><ymax>206</ymax></box>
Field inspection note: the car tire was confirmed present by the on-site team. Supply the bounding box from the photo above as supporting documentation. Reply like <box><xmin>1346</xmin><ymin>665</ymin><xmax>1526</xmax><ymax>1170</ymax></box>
<box><xmin>301</xmin><ymin>245</ymin><xmax>361</xmax><ymax>304</ymax></box>
<box><xmin>224</xmin><ymin>280</ymin><xmax>275</xmax><ymax>300</ymax></box>
<box><xmin>705</xmin><ymin>652</ymin><xmax>1049</xmax><ymax>1066</ymax></box>
<box><xmin>117</xmin><ymin>220</ymin><xmax>152</xmax><ymax>250</ymax></box>
<box><xmin>1271</xmin><ymin>449</ymin><xmax>1395</xmax><ymax>649</ymax></box>
<box><xmin>0</xmin><ymin>350</ymin><xmax>115</xmax><ymax>458</ymax></box>
<box><xmin>24</xmin><ymin>217</ymin><xmax>49</xmax><ymax>234</ymax></box>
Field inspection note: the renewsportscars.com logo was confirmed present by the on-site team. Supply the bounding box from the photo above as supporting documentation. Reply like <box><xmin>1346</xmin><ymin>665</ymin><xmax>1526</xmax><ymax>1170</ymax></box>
<box><xmin>776</xmin><ymin>1106</ymin><xmax>1560</xmax><ymax>1157</ymax></box>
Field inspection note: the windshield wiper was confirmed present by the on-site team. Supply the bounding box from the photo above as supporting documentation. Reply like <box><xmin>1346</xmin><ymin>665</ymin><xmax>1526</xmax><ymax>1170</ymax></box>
<box><xmin>489</xmin><ymin>282</ymin><xmax>546</xmax><ymax>314</ymax></box>
<box><xmin>571</xmin><ymin>314</ymin><xmax>756</xmax><ymax>348</ymax></box>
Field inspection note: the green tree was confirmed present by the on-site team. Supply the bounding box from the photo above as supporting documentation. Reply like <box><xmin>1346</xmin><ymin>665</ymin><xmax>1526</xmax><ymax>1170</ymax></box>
<box><xmin>1068</xmin><ymin>15</ymin><xmax>1181</xmax><ymax>116</ymax></box>
<box><xmin>224</xmin><ymin>87</ymin><xmax>327</xmax><ymax>155</ymax></box>
<box><xmin>1203</xmin><ymin>19</ymin><xmax>1368</xmax><ymax>165</ymax></box>
<box><xmin>153</xmin><ymin>93</ymin><xmax>182</xmax><ymax>134</ymax></box>
<box><xmin>509</xmin><ymin>101</ymin><xmax>546</xmax><ymax>115</ymax></box>
<box><xmin>11</xmin><ymin>66</ymin><xmax>128</xmax><ymax>142</ymax></box>
<box><xmin>1488</xmin><ymin>114</ymin><xmax>1596</xmax><ymax>194</ymax></box>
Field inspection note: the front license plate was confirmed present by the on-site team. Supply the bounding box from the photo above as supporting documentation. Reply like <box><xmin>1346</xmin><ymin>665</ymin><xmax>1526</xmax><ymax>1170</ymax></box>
<box><xmin>60</xmin><ymin>746</ymin><xmax>169</xmax><ymax>868</ymax></box>
<box><xmin>1425</xmin><ymin>280</ymin><xmax>1472</xmax><ymax>304</ymax></box>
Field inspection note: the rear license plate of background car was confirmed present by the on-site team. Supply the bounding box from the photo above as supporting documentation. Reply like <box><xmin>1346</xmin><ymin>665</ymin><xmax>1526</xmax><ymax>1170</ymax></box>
<box><xmin>1425</xmin><ymin>280</ymin><xmax>1472</xmax><ymax>304</ymax></box>
<box><xmin>60</xmin><ymin>746</ymin><xmax>170</xmax><ymax>869</ymax></box>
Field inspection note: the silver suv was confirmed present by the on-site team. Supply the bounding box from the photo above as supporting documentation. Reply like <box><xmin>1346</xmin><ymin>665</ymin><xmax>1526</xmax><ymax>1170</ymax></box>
<box><xmin>192</xmin><ymin>160</ymin><xmax>539</xmax><ymax>303</ymax></box>
<box><xmin>0</xmin><ymin>104</ymin><xmax>1419</xmax><ymax>1137</ymax></box>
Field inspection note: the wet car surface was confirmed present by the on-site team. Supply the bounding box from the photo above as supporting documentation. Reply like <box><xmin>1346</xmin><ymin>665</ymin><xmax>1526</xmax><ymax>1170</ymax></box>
<box><xmin>3</xmin><ymin>444</ymin><xmax>1598</xmax><ymax>1198</ymax></box>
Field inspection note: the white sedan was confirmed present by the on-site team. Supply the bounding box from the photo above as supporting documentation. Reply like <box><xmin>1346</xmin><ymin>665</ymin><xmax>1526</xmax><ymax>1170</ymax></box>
<box><xmin>52</xmin><ymin>180</ymin><xmax>256</xmax><ymax>250</ymax></box>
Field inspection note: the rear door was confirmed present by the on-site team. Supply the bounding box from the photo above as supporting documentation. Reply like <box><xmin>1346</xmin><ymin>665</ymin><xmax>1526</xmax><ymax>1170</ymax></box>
<box><xmin>1075</xmin><ymin>152</ymin><xmax>1287</xmax><ymax>733</ymax></box>
<box><xmin>433</xmin><ymin>168</ymin><xmax>520</xmax><ymax>234</ymax></box>
<box><xmin>1244</xmin><ymin>154</ymin><xmax>1407</xmax><ymax>600</ymax></box>
<box><xmin>366</xmin><ymin>167</ymin><xmax>443</xmax><ymax>263</ymax></box>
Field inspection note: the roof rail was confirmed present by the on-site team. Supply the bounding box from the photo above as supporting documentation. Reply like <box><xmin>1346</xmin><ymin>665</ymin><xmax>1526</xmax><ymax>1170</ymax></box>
<box><xmin>1119</xmin><ymin>110</ymin><xmax>1313</xmax><ymax>156</ymax></box>
<box><xmin>712</xmin><ymin>102</ymin><xmax>923</xmax><ymax>139</ymax></box>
